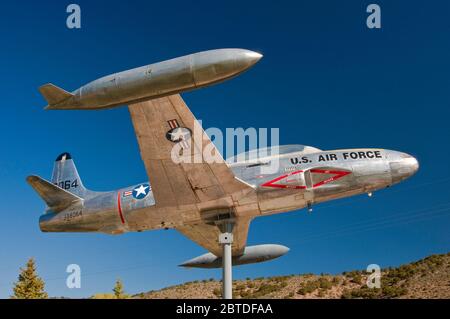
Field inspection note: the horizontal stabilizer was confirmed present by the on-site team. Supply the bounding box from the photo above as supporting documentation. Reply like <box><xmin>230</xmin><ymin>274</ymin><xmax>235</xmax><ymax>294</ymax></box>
<box><xmin>26</xmin><ymin>175</ymin><xmax>82</xmax><ymax>212</ymax></box>
<box><xmin>39</xmin><ymin>83</ymin><xmax>73</xmax><ymax>106</ymax></box>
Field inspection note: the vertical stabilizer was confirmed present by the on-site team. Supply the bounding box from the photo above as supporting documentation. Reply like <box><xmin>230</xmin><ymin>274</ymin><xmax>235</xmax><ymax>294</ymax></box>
<box><xmin>51</xmin><ymin>153</ymin><xmax>87</xmax><ymax>197</ymax></box>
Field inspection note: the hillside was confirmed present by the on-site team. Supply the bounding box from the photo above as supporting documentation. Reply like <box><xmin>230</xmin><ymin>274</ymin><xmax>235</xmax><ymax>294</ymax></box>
<box><xmin>135</xmin><ymin>252</ymin><xmax>450</xmax><ymax>299</ymax></box>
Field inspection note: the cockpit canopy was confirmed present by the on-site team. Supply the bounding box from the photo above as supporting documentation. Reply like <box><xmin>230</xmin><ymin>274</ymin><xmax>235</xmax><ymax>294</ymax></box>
<box><xmin>226</xmin><ymin>145</ymin><xmax>322</xmax><ymax>164</ymax></box>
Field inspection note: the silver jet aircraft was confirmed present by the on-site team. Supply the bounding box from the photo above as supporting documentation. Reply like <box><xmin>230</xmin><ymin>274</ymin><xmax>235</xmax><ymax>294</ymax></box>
<box><xmin>29</xmin><ymin>49</ymin><xmax>419</xmax><ymax>270</ymax></box>
<box><xmin>27</xmin><ymin>96</ymin><xmax>419</xmax><ymax>267</ymax></box>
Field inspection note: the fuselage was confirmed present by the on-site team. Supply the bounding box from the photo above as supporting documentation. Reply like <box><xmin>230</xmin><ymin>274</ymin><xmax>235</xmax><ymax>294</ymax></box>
<box><xmin>39</xmin><ymin>147</ymin><xmax>418</xmax><ymax>234</ymax></box>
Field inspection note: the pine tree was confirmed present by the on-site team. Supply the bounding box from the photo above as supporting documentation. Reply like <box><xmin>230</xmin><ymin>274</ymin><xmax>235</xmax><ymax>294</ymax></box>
<box><xmin>12</xmin><ymin>258</ymin><xmax>48</xmax><ymax>299</ymax></box>
<box><xmin>113</xmin><ymin>279</ymin><xmax>125</xmax><ymax>299</ymax></box>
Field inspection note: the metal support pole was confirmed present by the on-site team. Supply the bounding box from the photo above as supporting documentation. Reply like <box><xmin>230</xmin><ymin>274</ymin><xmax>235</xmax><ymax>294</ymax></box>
<box><xmin>219</xmin><ymin>229</ymin><xmax>233</xmax><ymax>299</ymax></box>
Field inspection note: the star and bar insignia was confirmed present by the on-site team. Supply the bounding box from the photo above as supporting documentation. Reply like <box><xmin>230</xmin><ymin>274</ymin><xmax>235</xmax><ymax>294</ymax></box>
<box><xmin>166</xmin><ymin>119</ymin><xmax>191</xmax><ymax>149</ymax></box>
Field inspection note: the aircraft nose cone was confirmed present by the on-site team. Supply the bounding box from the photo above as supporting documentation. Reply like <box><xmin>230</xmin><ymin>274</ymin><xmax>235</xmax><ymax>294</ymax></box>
<box><xmin>406</xmin><ymin>156</ymin><xmax>419</xmax><ymax>175</ymax></box>
<box><xmin>390</xmin><ymin>153</ymin><xmax>419</xmax><ymax>184</ymax></box>
<box><xmin>401</xmin><ymin>154</ymin><xmax>419</xmax><ymax>177</ymax></box>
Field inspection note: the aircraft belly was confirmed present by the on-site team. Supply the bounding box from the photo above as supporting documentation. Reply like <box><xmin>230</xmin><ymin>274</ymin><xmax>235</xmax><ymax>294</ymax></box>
<box><xmin>124</xmin><ymin>204</ymin><xmax>201</xmax><ymax>231</ymax></box>
<box><xmin>257</xmin><ymin>189</ymin><xmax>310</xmax><ymax>215</ymax></box>
<box><xmin>40</xmin><ymin>207</ymin><xmax>120</xmax><ymax>233</ymax></box>
<box><xmin>124</xmin><ymin>193</ymin><xmax>261</xmax><ymax>232</ymax></box>
<box><xmin>311</xmin><ymin>177</ymin><xmax>359</xmax><ymax>198</ymax></box>
<box><xmin>313</xmin><ymin>188</ymin><xmax>365</xmax><ymax>204</ymax></box>
<box><xmin>82</xmin><ymin>197</ymin><xmax>125</xmax><ymax>234</ymax></box>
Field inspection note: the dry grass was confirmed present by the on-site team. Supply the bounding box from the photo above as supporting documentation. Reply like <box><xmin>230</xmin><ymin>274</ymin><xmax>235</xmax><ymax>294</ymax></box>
<box><xmin>135</xmin><ymin>252</ymin><xmax>450</xmax><ymax>299</ymax></box>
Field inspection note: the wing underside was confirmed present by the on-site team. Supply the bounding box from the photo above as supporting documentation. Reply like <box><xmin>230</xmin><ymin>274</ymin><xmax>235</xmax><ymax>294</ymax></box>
<box><xmin>176</xmin><ymin>218</ymin><xmax>252</xmax><ymax>256</ymax></box>
<box><xmin>128</xmin><ymin>94</ymin><xmax>256</xmax><ymax>255</ymax></box>
<box><xmin>128</xmin><ymin>94</ymin><xmax>251</xmax><ymax>206</ymax></box>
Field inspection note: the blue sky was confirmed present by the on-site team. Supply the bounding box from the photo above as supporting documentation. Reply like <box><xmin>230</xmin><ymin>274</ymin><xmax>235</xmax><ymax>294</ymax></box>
<box><xmin>0</xmin><ymin>0</ymin><xmax>449</xmax><ymax>298</ymax></box>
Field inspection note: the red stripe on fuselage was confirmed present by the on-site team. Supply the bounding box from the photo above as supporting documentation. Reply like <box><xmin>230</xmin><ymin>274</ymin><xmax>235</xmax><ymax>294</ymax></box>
<box><xmin>261</xmin><ymin>170</ymin><xmax>307</xmax><ymax>189</ymax></box>
<box><xmin>117</xmin><ymin>192</ymin><xmax>125</xmax><ymax>224</ymax></box>
<box><xmin>311</xmin><ymin>170</ymin><xmax>351</xmax><ymax>188</ymax></box>
<box><xmin>261</xmin><ymin>169</ymin><xmax>350</xmax><ymax>189</ymax></box>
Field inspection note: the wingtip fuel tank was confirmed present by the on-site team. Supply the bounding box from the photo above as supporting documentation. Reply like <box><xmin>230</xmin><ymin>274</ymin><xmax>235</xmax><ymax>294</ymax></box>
<box><xmin>179</xmin><ymin>244</ymin><xmax>290</xmax><ymax>269</ymax></box>
<box><xmin>41</xmin><ymin>48</ymin><xmax>263</xmax><ymax>110</ymax></box>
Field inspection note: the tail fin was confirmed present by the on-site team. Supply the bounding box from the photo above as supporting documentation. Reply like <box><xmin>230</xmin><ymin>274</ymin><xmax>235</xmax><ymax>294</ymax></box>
<box><xmin>51</xmin><ymin>153</ymin><xmax>87</xmax><ymax>198</ymax></box>
<box><xmin>27</xmin><ymin>175</ymin><xmax>83</xmax><ymax>212</ymax></box>
<box><xmin>39</xmin><ymin>83</ymin><xmax>73</xmax><ymax>106</ymax></box>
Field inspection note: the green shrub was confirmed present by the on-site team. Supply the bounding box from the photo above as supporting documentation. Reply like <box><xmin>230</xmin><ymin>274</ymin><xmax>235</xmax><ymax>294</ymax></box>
<box><xmin>213</xmin><ymin>288</ymin><xmax>221</xmax><ymax>298</ymax></box>
<box><xmin>318</xmin><ymin>278</ymin><xmax>333</xmax><ymax>290</ymax></box>
<box><xmin>297</xmin><ymin>277</ymin><xmax>334</xmax><ymax>295</ymax></box>
<box><xmin>345</xmin><ymin>271</ymin><xmax>363</xmax><ymax>284</ymax></box>
<box><xmin>247</xmin><ymin>282</ymin><xmax>285</xmax><ymax>298</ymax></box>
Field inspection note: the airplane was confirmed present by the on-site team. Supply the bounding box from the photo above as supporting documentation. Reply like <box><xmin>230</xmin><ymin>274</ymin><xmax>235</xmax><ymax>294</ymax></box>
<box><xmin>28</xmin><ymin>48</ymin><xmax>419</xmax><ymax>298</ymax></box>
<box><xmin>27</xmin><ymin>93</ymin><xmax>419</xmax><ymax>267</ymax></box>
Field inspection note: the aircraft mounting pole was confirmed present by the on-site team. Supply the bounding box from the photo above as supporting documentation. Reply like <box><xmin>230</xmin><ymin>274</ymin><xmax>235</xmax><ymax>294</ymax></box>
<box><xmin>219</xmin><ymin>223</ymin><xmax>234</xmax><ymax>299</ymax></box>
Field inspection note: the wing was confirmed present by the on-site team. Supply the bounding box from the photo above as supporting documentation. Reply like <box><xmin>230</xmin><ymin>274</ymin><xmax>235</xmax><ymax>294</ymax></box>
<box><xmin>128</xmin><ymin>95</ymin><xmax>257</xmax><ymax>256</ymax></box>
<box><xmin>128</xmin><ymin>94</ymin><xmax>252</xmax><ymax>207</ymax></box>
<box><xmin>176</xmin><ymin>218</ymin><xmax>252</xmax><ymax>256</ymax></box>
